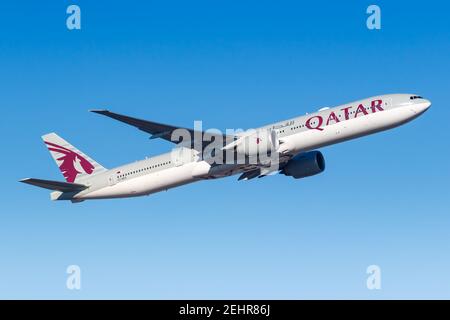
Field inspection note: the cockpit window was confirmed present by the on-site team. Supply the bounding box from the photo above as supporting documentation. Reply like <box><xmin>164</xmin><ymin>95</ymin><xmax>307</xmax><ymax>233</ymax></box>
<box><xmin>410</xmin><ymin>96</ymin><xmax>423</xmax><ymax>100</ymax></box>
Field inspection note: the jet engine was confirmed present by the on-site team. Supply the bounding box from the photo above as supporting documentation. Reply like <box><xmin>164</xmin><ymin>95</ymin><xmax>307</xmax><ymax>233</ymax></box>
<box><xmin>281</xmin><ymin>151</ymin><xmax>325</xmax><ymax>179</ymax></box>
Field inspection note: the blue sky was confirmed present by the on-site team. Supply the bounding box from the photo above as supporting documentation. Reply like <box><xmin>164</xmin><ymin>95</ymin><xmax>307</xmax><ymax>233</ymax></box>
<box><xmin>0</xmin><ymin>0</ymin><xmax>449</xmax><ymax>299</ymax></box>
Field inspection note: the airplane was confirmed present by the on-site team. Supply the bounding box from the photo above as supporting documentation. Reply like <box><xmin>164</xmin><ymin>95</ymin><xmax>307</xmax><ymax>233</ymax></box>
<box><xmin>20</xmin><ymin>93</ymin><xmax>431</xmax><ymax>203</ymax></box>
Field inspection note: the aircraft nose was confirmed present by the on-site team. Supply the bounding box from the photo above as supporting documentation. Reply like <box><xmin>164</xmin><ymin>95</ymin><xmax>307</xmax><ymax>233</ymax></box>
<box><xmin>419</xmin><ymin>99</ymin><xmax>432</xmax><ymax>112</ymax></box>
<box><xmin>411</xmin><ymin>99</ymin><xmax>431</xmax><ymax>115</ymax></box>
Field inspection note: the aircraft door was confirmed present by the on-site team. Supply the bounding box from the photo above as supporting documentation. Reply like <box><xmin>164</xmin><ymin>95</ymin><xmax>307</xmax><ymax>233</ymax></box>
<box><xmin>382</xmin><ymin>97</ymin><xmax>392</xmax><ymax>110</ymax></box>
<box><xmin>108</xmin><ymin>175</ymin><xmax>117</xmax><ymax>186</ymax></box>
<box><xmin>173</xmin><ymin>147</ymin><xmax>194</xmax><ymax>166</ymax></box>
<box><xmin>173</xmin><ymin>147</ymin><xmax>183</xmax><ymax>167</ymax></box>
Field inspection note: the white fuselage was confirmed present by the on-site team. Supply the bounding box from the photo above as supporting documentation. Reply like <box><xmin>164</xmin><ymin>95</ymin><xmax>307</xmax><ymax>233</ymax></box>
<box><xmin>54</xmin><ymin>93</ymin><xmax>430</xmax><ymax>201</ymax></box>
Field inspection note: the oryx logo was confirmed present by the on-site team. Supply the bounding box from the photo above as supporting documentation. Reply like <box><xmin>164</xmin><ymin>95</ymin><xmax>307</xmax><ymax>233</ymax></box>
<box><xmin>45</xmin><ymin>141</ymin><xmax>94</xmax><ymax>182</ymax></box>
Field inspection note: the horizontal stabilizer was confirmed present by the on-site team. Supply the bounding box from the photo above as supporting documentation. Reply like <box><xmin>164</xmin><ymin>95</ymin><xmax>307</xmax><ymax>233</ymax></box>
<box><xmin>19</xmin><ymin>178</ymin><xmax>88</xmax><ymax>192</ymax></box>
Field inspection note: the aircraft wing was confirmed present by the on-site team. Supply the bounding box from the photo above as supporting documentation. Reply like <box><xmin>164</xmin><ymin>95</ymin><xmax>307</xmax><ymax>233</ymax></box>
<box><xmin>91</xmin><ymin>110</ymin><xmax>234</xmax><ymax>151</ymax></box>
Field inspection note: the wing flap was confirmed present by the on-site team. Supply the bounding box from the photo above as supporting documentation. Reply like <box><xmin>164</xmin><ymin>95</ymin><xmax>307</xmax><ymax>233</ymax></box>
<box><xmin>238</xmin><ymin>169</ymin><xmax>261</xmax><ymax>181</ymax></box>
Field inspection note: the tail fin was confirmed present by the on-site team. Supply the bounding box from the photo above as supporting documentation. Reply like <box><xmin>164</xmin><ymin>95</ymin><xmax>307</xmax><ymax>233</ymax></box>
<box><xmin>42</xmin><ymin>133</ymin><xmax>107</xmax><ymax>183</ymax></box>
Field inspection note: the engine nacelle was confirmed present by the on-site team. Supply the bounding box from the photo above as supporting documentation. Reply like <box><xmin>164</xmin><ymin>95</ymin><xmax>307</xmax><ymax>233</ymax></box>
<box><xmin>281</xmin><ymin>151</ymin><xmax>325</xmax><ymax>179</ymax></box>
<box><xmin>235</xmin><ymin>129</ymin><xmax>278</xmax><ymax>157</ymax></box>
